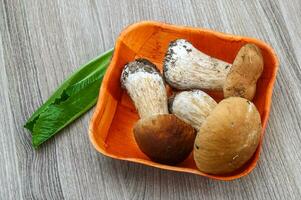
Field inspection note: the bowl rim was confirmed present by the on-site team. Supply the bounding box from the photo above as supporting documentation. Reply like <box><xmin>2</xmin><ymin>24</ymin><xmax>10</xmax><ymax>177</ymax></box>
<box><xmin>88</xmin><ymin>20</ymin><xmax>279</xmax><ymax>181</ymax></box>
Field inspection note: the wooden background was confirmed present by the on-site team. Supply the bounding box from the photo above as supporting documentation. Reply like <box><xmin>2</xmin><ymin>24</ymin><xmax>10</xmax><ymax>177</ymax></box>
<box><xmin>1</xmin><ymin>0</ymin><xmax>300</xmax><ymax>199</ymax></box>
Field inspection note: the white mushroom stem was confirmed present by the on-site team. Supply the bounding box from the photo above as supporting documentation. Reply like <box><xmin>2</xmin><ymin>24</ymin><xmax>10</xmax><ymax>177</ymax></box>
<box><xmin>121</xmin><ymin>59</ymin><xmax>168</xmax><ymax>119</ymax></box>
<box><xmin>169</xmin><ymin>90</ymin><xmax>217</xmax><ymax>130</ymax></box>
<box><xmin>163</xmin><ymin>39</ymin><xmax>231</xmax><ymax>90</ymax></box>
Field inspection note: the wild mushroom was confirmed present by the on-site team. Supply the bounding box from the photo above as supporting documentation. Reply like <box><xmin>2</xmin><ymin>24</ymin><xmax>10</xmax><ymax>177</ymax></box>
<box><xmin>223</xmin><ymin>44</ymin><xmax>264</xmax><ymax>100</ymax></box>
<box><xmin>163</xmin><ymin>39</ymin><xmax>263</xmax><ymax>100</ymax></box>
<box><xmin>121</xmin><ymin>58</ymin><xmax>168</xmax><ymax>118</ymax></box>
<box><xmin>193</xmin><ymin>97</ymin><xmax>262</xmax><ymax>175</ymax></box>
<box><xmin>121</xmin><ymin>58</ymin><xmax>196</xmax><ymax>165</ymax></box>
<box><xmin>134</xmin><ymin>114</ymin><xmax>196</xmax><ymax>164</ymax></box>
<box><xmin>169</xmin><ymin>90</ymin><xmax>217</xmax><ymax>130</ymax></box>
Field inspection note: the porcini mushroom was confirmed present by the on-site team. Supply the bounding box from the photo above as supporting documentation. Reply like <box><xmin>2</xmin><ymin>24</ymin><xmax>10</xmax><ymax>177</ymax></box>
<box><xmin>223</xmin><ymin>44</ymin><xmax>264</xmax><ymax>100</ymax></box>
<box><xmin>193</xmin><ymin>97</ymin><xmax>262</xmax><ymax>175</ymax></box>
<box><xmin>121</xmin><ymin>58</ymin><xmax>196</xmax><ymax>165</ymax></box>
<box><xmin>169</xmin><ymin>90</ymin><xmax>217</xmax><ymax>130</ymax></box>
<box><xmin>121</xmin><ymin>58</ymin><xmax>168</xmax><ymax>118</ymax></box>
<box><xmin>134</xmin><ymin>114</ymin><xmax>196</xmax><ymax>164</ymax></box>
<box><xmin>163</xmin><ymin>39</ymin><xmax>263</xmax><ymax>100</ymax></box>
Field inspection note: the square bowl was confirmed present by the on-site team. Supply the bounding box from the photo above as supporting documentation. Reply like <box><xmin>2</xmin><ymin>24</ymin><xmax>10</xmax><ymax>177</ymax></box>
<box><xmin>89</xmin><ymin>21</ymin><xmax>279</xmax><ymax>181</ymax></box>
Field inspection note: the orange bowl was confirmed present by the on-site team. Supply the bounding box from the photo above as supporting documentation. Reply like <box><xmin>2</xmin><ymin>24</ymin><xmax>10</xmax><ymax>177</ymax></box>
<box><xmin>89</xmin><ymin>21</ymin><xmax>279</xmax><ymax>181</ymax></box>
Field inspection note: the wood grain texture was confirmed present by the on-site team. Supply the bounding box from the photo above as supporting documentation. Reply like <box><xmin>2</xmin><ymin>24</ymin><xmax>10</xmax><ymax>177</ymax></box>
<box><xmin>0</xmin><ymin>0</ymin><xmax>300</xmax><ymax>199</ymax></box>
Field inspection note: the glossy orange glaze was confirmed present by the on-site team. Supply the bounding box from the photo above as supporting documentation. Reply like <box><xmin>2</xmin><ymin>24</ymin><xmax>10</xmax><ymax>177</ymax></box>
<box><xmin>89</xmin><ymin>21</ymin><xmax>279</xmax><ymax>181</ymax></box>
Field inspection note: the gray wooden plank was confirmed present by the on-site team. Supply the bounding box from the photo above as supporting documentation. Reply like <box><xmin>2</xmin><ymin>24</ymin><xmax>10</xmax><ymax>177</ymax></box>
<box><xmin>0</xmin><ymin>0</ymin><xmax>301</xmax><ymax>199</ymax></box>
<box><xmin>0</xmin><ymin>0</ymin><xmax>64</xmax><ymax>199</ymax></box>
<box><xmin>277</xmin><ymin>0</ymin><xmax>301</xmax><ymax>67</ymax></box>
<box><xmin>0</xmin><ymin>21</ymin><xmax>22</xmax><ymax>200</ymax></box>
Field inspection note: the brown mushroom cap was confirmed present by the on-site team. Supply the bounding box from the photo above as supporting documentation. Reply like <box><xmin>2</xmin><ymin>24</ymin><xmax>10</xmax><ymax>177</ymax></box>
<box><xmin>223</xmin><ymin>43</ymin><xmax>264</xmax><ymax>100</ymax></box>
<box><xmin>134</xmin><ymin>114</ymin><xmax>196</xmax><ymax>165</ymax></box>
<box><xmin>194</xmin><ymin>97</ymin><xmax>262</xmax><ymax>175</ymax></box>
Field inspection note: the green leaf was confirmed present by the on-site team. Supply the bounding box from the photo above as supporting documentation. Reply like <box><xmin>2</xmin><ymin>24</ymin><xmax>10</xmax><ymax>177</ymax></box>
<box><xmin>24</xmin><ymin>48</ymin><xmax>113</xmax><ymax>148</ymax></box>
